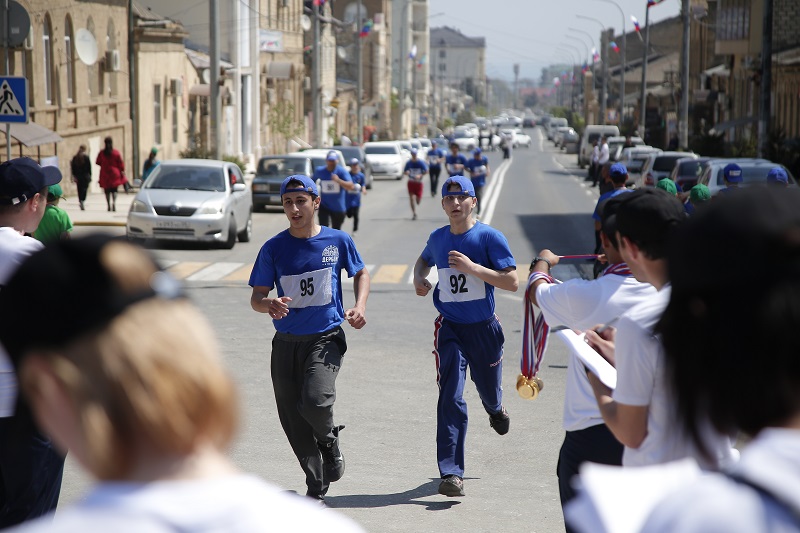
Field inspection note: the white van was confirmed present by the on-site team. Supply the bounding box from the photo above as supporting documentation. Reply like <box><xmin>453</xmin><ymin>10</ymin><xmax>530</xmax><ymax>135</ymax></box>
<box><xmin>546</xmin><ymin>117</ymin><xmax>568</xmax><ymax>141</ymax></box>
<box><xmin>578</xmin><ymin>125</ymin><xmax>620</xmax><ymax>168</ymax></box>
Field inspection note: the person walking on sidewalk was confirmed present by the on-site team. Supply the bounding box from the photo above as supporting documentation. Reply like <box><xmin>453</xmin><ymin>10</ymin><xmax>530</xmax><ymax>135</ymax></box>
<box><xmin>141</xmin><ymin>147</ymin><xmax>160</xmax><ymax>183</ymax></box>
<box><xmin>95</xmin><ymin>137</ymin><xmax>126</xmax><ymax>212</ymax></box>
<box><xmin>70</xmin><ymin>145</ymin><xmax>91</xmax><ymax>211</ymax></box>
<box><xmin>412</xmin><ymin>175</ymin><xmax>519</xmax><ymax>498</ymax></box>
<box><xmin>249</xmin><ymin>175</ymin><xmax>370</xmax><ymax>504</ymax></box>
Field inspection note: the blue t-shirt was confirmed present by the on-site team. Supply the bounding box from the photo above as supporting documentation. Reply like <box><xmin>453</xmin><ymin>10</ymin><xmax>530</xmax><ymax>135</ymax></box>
<box><xmin>313</xmin><ymin>165</ymin><xmax>352</xmax><ymax>213</ymax></box>
<box><xmin>427</xmin><ymin>148</ymin><xmax>445</xmax><ymax>169</ymax></box>
<box><xmin>249</xmin><ymin>226</ymin><xmax>365</xmax><ymax>335</ymax></box>
<box><xmin>445</xmin><ymin>154</ymin><xmax>468</xmax><ymax>176</ymax></box>
<box><xmin>347</xmin><ymin>171</ymin><xmax>365</xmax><ymax>208</ymax></box>
<box><xmin>405</xmin><ymin>159</ymin><xmax>428</xmax><ymax>181</ymax></box>
<box><xmin>465</xmin><ymin>156</ymin><xmax>489</xmax><ymax>188</ymax></box>
<box><xmin>592</xmin><ymin>187</ymin><xmax>633</xmax><ymax>221</ymax></box>
<box><xmin>421</xmin><ymin>222</ymin><xmax>516</xmax><ymax>324</ymax></box>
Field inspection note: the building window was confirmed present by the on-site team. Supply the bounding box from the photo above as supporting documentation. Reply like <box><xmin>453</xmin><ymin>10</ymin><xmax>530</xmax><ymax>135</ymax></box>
<box><xmin>172</xmin><ymin>94</ymin><xmax>178</xmax><ymax>143</ymax></box>
<box><xmin>154</xmin><ymin>84</ymin><xmax>162</xmax><ymax>144</ymax></box>
<box><xmin>43</xmin><ymin>16</ymin><xmax>53</xmax><ymax>104</ymax></box>
<box><xmin>717</xmin><ymin>0</ymin><xmax>749</xmax><ymax>41</ymax></box>
<box><xmin>65</xmin><ymin>17</ymin><xmax>75</xmax><ymax>103</ymax></box>
<box><xmin>107</xmin><ymin>19</ymin><xmax>118</xmax><ymax>97</ymax></box>
<box><xmin>87</xmin><ymin>18</ymin><xmax>98</xmax><ymax>98</ymax></box>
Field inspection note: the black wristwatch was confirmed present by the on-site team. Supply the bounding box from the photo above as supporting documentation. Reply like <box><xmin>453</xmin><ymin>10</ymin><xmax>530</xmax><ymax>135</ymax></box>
<box><xmin>530</xmin><ymin>257</ymin><xmax>552</xmax><ymax>270</ymax></box>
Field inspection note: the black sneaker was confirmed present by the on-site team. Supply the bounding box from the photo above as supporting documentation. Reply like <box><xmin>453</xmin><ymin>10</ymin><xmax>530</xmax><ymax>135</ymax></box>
<box><xmin>438</xmin><ymin>475</ymin><xmax>465</xmax><ymax>497</ymax></box>
<box><xmin>489</xmin><ymin>406</ymin><xmax>510</xmax><ymax>435</ymax></box>
<box><xmin>317</xmin><ymin>425</ymin><xmax>345</xmax><ymax>482</ymax></box>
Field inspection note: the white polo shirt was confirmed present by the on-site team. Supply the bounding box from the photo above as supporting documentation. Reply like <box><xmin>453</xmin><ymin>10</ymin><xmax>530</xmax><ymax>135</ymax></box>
<box><xmin>535</xmin><ymin>273</ymin><xmax>657</xmax><ymax>431</ymax></box>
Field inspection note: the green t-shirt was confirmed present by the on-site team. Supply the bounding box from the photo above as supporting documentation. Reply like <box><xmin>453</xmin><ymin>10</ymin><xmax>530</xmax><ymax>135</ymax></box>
<box><xmin>33</xmin><ymin>204</ymin><xmax>73</xmax><ymax>243</ymax></box>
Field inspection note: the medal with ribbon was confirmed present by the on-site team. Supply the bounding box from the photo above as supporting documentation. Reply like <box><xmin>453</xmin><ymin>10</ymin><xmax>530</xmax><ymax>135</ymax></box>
<box><xmin>518</xmin><ymin>270</ymin><xmax>558</xmax><ymax>400</ymax></box>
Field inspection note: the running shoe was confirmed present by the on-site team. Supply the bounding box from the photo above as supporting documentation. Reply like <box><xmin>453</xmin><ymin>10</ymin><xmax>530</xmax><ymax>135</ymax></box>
<box><xmin>438</xmin><ymin>475</ymin><xmax>465</xmax><ymax>497</ymax></box>
<box><xmin>489</xmin><ymin>406</ymin><xmax>510</xmax><ymax>435</ymax></box>
<box><xmin>317</xmin><ymin>425</ymin><xmax>345</xmax><ymax>482</ymax></box>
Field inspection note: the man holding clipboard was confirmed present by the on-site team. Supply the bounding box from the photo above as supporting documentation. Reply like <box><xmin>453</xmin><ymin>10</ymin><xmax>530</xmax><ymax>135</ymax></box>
<box><xmin>527</xmin><ymin>195</ymin><xmax>656</xmax><ymax>526</ymax></box>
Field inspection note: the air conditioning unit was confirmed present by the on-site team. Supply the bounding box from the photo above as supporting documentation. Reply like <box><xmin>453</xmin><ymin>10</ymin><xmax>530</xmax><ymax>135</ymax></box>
<box><xmin>23</xmin><ymin>25</ymin><xmax>33</xmax><ymax>50</ymax></box>
<box><xmin>170</xmin><ymin>78</ymin><xmax>183</xmax><ymax>96</ymax></box>
<box><xmin>104</xmin><ymin>49</ymin><xmax>121</xmax><ymax>72</ymax></box>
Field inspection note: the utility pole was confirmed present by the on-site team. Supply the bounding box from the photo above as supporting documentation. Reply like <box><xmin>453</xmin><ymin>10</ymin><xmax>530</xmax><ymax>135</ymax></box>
<box><xmin>311</xmin><ymin>2</ymin><xmax>321</xmax><ymax>147</ymax></box>
<box><xmin>128</xmin><ymin>0</ymin><xmax>138</xmax><ymax>179</ymax></box>
<box><xmin>600</xmin><ymin>29</ymin><xmax>610</xmax><ymax>124</ymax></box>
<box><xmin>639</xmin><ymin>6</ymin><xmax>650</xmax><ymax>140</ymax></box>
<box><xmin>679</xmin><ymin>0</ymin><xmax>690</xmax><ymax>150</ymax></box>
<box><xmin>399</xmin><ymin>0</ymin><xmax>407</xmax><ymax>133</ymax></box>
<box><xmin>356</xmin><ymin>0</ymin><xmax>363</xmax><ymax>144</ymax></box>
<box><xmin>210</xmin><ymin>0</ymin><xmax>221</xmax><ymax>159</ymax></box>
<box><xmin>758</xmin><ymin>0</ymin><xmax>773</xmax><ymax>158</ymax></box>
<box><xmin>513</xmin><ymin>63</ymin><xmax>520</xmax><ymax>110</ymax></box>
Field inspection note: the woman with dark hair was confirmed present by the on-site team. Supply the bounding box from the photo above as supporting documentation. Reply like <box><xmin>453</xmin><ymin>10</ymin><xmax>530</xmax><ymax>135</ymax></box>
<box><xmin>95</xmin><ymin>137</ymin><xmax>126</xmax><ymax>212</ymax></box>
<box><xmin>641</xmin><ymin>186</ymin><xmax>800</xmax><ymax>531</ymax></box>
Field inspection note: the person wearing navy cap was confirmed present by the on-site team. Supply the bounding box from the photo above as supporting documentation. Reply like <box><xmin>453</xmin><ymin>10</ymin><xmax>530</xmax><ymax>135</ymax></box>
<box><xmin>719</xmin><ymin>163</ymin><xmax>743</xmax><ymax>194</ymax></box>
<box><xmin>0</xmin><ymin>157</ymin><xmax>65</xmax><ymax>527</ymax></box>
<box><xmin>465</xmin><ymin>148</ymin><xmax>490</xmax><ymax>215</ymax></box>
<box><xmin>346</xmin><ymin>158</ymin><xmax>366</xmax><ymax>233</ymax></box>
<box><xmin>249</xmin><ymin>175</ymin><xmax>370</xmax><ymax>504</ymax></box>
<box><xmin>404</xmin><ymin>148</ymin><xmax>428</xmax><ymax>220</ymax></box>
<box><xmin>312</xmin><ymin>151</ymin><xmax>355</xmax><ymax>230</ymax></box>
<box><xmin>767</xmin><ymin>167</ymin><xmax>789</xmax><ymax>187</ymax></box>
<box><xmin>412</xmin><ymin>175</ymin><xmax>519</xmax><ymax>498</ymax></box>
<box><xmin>427</xmin><ymin>140</ymin><xmax>446</xmax><ymax>197</ymax></box>
<box><xmin>592</xmin><ymin>163</ymin><xmax>632</xmax><ymax>263</ymax></box>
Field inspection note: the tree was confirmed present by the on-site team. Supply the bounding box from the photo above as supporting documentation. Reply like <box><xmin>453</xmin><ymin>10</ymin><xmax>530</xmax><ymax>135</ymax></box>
<box><xmin>268</xmin><ymin>101</ymin><xmax>304</xmax><ymax>153</ymax></box>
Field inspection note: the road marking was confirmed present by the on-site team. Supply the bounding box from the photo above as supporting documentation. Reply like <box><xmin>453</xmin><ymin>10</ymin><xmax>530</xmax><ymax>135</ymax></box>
<box><xmin>406</xmin><ymin>266</ymin><xmax>439</xmax><ymax>285</ymax></box>
<box><xmin>167</xmin><ymin>261</ymin><xmax>210</xmax><ymax>279</ymax></box>
<box><xmin>187</xmin><ymin>262</ymin><xmax>244</xmax><ymax>281</ymax></box>
<box><xmin>371</xmin><ymin>264</ymin><xmax>408</xmax><ymax>284</ymax></box>
<box><xmin>481</xmin><ymin>157</ymin><xmax>511</xmax><ymax>226</ymax></box>
<box><xmin>224</xmin><ymin>263</ymin><xmax>254</xmax><ymax>282</ymax></box>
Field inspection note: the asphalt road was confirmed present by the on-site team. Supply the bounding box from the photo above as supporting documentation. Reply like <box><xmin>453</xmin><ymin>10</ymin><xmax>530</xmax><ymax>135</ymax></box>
<box><xmin>66</xmin><ymin>129</ymin><xmax>604</xmax><ymax>532</ymax></box>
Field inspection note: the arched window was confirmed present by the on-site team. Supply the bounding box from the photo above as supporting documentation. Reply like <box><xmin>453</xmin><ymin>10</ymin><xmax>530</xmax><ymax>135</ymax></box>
<box><xmin>43</xmin><ymin>15</ymin><xmax>54</xmax><ymax>104</ymax></box>
<box><xmin>65</xmin><ymin>16</ymin><xmax>75</xmax><ymax>103</ymax></box>
<box><xmin>106</xmin><ymin>18</ymin><xmax>117</xmax><ymax>97</ymax></box>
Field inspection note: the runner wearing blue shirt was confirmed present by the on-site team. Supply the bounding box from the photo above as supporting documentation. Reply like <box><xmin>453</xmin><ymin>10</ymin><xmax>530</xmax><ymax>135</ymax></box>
<box><xmin>445</xmin><ymin>143</ymin><xmax>467</xmax><ymax>178</ymax></box>
<box><xmin>313</xmin><ymin>151</ymin><xmax>354</xmax><ymax>230</ymax></box>
<box><xmin>412</xmin><ymin>175</ymin><xmax>519</xmax><ymax>498</ymax></box>
<box><xmin>465</xmin><ymin>148</ymin><xmax>490</xmax><ymax>215</ymax></box>
<box><xmin>427</xmin><ymin>140</ymin><xmax>445</xmax><ymax>197</ymax></box>
<box><xmin>250</xmin><ymin>175</ymin><xmax>370</xmax><ymax>504</ymax></box>
<box><xmin>404</xmin><ymin>149</ymin><xmax>429</xmax><ymax>220</ymax></box>
<box><xmin>346</xmin><ymin>158</ymin><xmax>366</xmax><ymax>233</ymax></box>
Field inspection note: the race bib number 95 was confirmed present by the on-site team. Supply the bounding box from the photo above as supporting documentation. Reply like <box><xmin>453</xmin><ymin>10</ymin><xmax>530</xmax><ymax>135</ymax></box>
<box><xmin>320</xmin><ymin>180</ymin><xmax>341</xmax><ymax>194</ymax></box>
<box><xmin>280</xmin><ymin>267</ymin><xmax>333</xmax><ymax>308</ymax></box>
<box><xmin>437</xmin><ymin>267</ymin><xmax>485</xmax><ymax>303</ymax></box>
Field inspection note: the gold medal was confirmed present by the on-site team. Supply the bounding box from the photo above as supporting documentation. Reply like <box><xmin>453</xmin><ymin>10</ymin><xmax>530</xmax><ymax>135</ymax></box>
<box><xmin>516</xmin><ymin>373</ymin><xmax>544</xmax><ymax>400</ymax></box>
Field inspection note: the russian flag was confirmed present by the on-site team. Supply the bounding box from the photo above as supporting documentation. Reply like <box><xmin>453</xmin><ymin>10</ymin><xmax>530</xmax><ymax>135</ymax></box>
<box><xmin>610</xmin><ymin>41</ymin><xmax>620</xmax><ymax>53</ymax></box>
<box><xmin>408</xmin><ymin>44</ymin><xmax>417</xmax><ymax>60</ymax></box>
<box><xmin>592</xmin><ymin>47</ymin><xmax>600</xmax><ymax>63</ymax></box>
<box><xmin>359</xmin><ymin>19</ymin><xmax>373</xmax><ymax>38</ymax></box>
<box><xmin>631</xmin><ymin>15</ymin><xmax>641</xmax><ymax>33</ymax></box>
<box><xmin>647</xmin><ymin>0</ymin><xmax>665</xmax><ymax>7</ymax></box>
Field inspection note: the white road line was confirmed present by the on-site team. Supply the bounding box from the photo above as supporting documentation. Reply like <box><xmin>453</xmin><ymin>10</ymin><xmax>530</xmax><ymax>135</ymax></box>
<box><xmin>481</xmin><ymin>157</ymin><xmax>511</xmax><ymax>226</ymax></box>
<box><xmin>187</xmin><ymin>262</ymin><xmax>245</xmax><ymax>281</ymax></box>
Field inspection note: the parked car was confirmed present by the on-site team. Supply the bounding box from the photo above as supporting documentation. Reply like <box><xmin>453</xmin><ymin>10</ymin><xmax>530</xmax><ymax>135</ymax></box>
<box><xmin>559</xmin><ymin>128</ymin><xmax>580</xmax><ymax>151</ymax></box>
<box><xmin>452</xmin><ymin>128</ymin><xmax>478</xmax><ymax>152</ymax></box>
<box><xmin>697</xmin><ymin>158</ymin><xmax>796</xmax><ymax>196</ymax></box>
<box><xmin>578</xmin><ymin>125</ymin><xmax>620</xmax><ymax>168</ymax></box>
<box><xmin>331</xmin><ymin>145</ymin><xmax>373</xmax><ymax>189</ymax></box>
<box><xmin>296</xmin><ymin>149</ymin><xmax>349</xmax><ymax>173</ymax></box>
<box><xmin>638</xmin><ymin>152</ymin><xmax>697</xmax><ymax>188</ymax></box>
<box><xmin>363</xmin><ymin>141</ymin><xmax>405</xmax><ymax>180</ymax></box>
<box><xmin>126</xmin><ymin>159</ymin><xmax>253</xmax><ymax>249</ymax></box>
<box><xmin>553</xmin><ymin>126</ymin><xmax>574</xmax><ymax>148</ymax></box>
<box><xmin>621</xmin><ymin>147</ymin><xmax>663</xmax><ymax>178</ymax></box>
<box><xmin>522</xmin><ymin>114</ymin><xmax>537</xmax><ymax>128</ymax></box>
<box><xmin>251</xmin><ymin>155</ymin><xmax>313</xmax><ymax>210</ymax></box>
<box><xmin>608</xmin><ymin>136</ymin><xmax>645</xmax><ymax>161</ymax></box>
<box><xmin>546</xmin><ymin>117</ymin><xmax>568</xmax><ymax>141</ymax></box>
<box><xmin>514</xmin><ymin>128</ymin><xmax>532</xmax><ymax>148</ymax></box>
<box><xmin>669</xmin><ymin>157</ymin><xmax>713</xmax><ymax>192</ymax></box>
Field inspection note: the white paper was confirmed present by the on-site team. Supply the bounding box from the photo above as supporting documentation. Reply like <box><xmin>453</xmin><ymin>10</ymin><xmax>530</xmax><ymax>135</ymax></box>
<box><xmin>555</xmin><ymin>329</ymin><xmax>617</xmax><ymax>389</ymax></box>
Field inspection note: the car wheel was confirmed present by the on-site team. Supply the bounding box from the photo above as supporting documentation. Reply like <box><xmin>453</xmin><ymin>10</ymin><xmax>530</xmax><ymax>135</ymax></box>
<box><xmin>220</xmin><ymin>217</ymin><xmax>236</xmax><ymax>249</ymax></box>
<box><xmin>237</xmin><ymin>211</ymin><xmax>253</xmax><ymax>242</ymax></box>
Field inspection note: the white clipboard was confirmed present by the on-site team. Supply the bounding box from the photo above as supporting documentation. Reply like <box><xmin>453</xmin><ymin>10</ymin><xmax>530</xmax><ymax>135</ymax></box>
<box><xmin>555</xmin><ymin>329</ymin><xmax>617</xmax><ymax>389</ymax></box>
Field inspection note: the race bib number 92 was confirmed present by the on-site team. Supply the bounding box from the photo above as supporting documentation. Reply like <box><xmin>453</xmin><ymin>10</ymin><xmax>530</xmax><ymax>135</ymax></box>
<box><xmin>436</xmin><ymin>267</ymin><xmax>485</xmax><ymax>303</ymax></box>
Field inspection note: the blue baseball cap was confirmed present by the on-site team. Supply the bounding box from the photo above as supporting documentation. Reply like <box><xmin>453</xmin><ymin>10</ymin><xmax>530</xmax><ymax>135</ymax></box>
<box><xmin>431</xmin><ymin>139</ymin><xmax>438</xmax><ymax>146</ymax></box>
<box><xmin>350</xmin><ymin>158</ymin><xmax>360</xmax><ymax>166</ymax></box>
<box><xmin>410</xmin><ymin>148</ymin><xmax>418</xmax><ymax>156</ymax></box>
<box><xmin>0</xmin><ymin>157</ymin><xmax>63</xmax><ymax>205</ymax></box>
<box><xmin>609</xmin><ymin>163</ymin><xmax>628</xmax><ymax>178</ymax></box>
<box><xmin>473</xmin><ymin>147</ymin><xmax>482</xmax><ymax>155</ymax></box>
<box><xmin>441</xmin><ymin>175</ymin><xmax>475</xmax><ymax>197</ymax></box>
<box><xmin>723</xmin><ymin>163</ymin><xmax>743</xmax><ymax>183</ymax></box>
<box><xmin>280</xmin><ymin>175</ymin><xmax>318</xmax><ymax>197</ymax></box>
<box><xmin>767</xmin><ymin>167</ymin><xmax>788</xmax><ymax>184</ymax></box>
<box><xmin>326</xmin><ymin>150</ymin><xmax>339</xmax><ymax>162</ymax></box>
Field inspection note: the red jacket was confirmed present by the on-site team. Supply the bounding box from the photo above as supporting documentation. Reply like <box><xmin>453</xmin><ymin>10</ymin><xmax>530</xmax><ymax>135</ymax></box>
<box><xmin>96</xmin><ymin>149</ymin><xmax>126</xmax><ymax>189</ymax></box>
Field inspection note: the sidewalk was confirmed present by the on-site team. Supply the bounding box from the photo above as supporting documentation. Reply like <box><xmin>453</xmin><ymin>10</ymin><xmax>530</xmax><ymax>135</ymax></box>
<box><xmin>61</xmin><ymin>187</ymin><xmax>136</xmax><ymax>227</ymax></box>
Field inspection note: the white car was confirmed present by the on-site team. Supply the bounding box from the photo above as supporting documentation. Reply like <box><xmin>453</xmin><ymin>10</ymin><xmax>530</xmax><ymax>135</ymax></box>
<box><xmin>514</xmin><ymin>128</ymin><xmax>532</xmax><ymax>148</ymax></box>
<box><xmin>451</xmin><ymin>128</ymin><xmax>478</xmax><ymax>152</ymax></box>
<box><xmin>363</xmin><ymin>141</ymin><xmax>405</xmax><ymax>180</ymax></box>
<box><xmin>499</xmin><ymin>128</ymin><xmax>518</xmax><ymax>148</ymax></box>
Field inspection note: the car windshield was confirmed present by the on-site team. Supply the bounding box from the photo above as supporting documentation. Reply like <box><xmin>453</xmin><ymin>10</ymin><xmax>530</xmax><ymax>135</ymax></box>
<box><xmin>419</xmin><ymin>139</ymin><xmax>432</xmax><ymax>148</ymax></box>
<box><xmin>676</xmin><ymin>160</ymin><xmax>702</xmax><ymax>178</ymax></box>
<box><xmin>257</xmin><ymin>158</ymin><xmax>307</xmax><ymax>176</ymax></box>
<box><xmin>146</xmin><ymin>165</ymin><xmax>225</xmax><ymax>191</ymax></box>
<box><xmin>626</xmin><ymin>159</ymin><xmax>646</xmax><ymax>173</ymax></box>
<box><xmin>454</xmin><ymin>130</ymin><xmax>472</xmax><ymax>139</ymax></box>
<box><xmin>365</xmin><ymin>145</ymin><xmax>397</xmax><ymax>155</ymax></box>
<box><xmin>334</xmin><ymin>147</ymin><xmax>360</xmax><ymax>160</ymax></box>
<box><xmin>653</xmin><ymin>156</ymin><xmax>683</xmax><ymax>172</ymax></box>
<box><xmin>715</xmin><ymin>165</ymin><xmax>794</xmax><ymax>185</ymax></box>
<box><xmin>400</xmin><ymin>142</ymin><xmax>412</xmax><ymax>151</ymax></box>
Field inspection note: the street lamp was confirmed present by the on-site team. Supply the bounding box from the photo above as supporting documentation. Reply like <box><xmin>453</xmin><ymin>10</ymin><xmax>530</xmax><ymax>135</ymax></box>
<box><xmin>575</xmin><ymin>15</ymin><xmax>609</xmax><ymax>124</ymax></box>
<box><xmin>567</xmin><ymin>27</ymin><xmax>596</xmax><ymax>56</ymax></box>
<box><xmin>589</xmin><ymin>0</ymin><xmax>626</xmax><ymax>126</ymax></box>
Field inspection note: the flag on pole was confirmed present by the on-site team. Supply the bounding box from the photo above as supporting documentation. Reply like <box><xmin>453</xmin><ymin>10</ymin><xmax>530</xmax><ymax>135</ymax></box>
<box><xmin>610</xmin><ymin>41</ymin><xmax>620</xmax><ymax>53</ymax></box>
<box><xmin>631</xmin><ymin>15</ymin><xmax>644</xmax><ymax>42</ymax></box>
<box><xmin>582</xmin><ymin>62</ymin><xmax>589</xmax><ymax>73</ymax></box>
<box><xmin>592</xmin><ymin>47</ymin><xmax>600</xmax><ymax>63</ymax></box>
<box><xmin>417</xmin><ymin>54</ymin><xmax>427</xmax><ymax>69</ymax></box>
<box><xmin>313</xmin><ymin>0</ymin><xmax>326</xmax><ymax>5</ymax></box>
<box><xmin>647</xmin><ymin>0</ymin><xmax>665</xmax><ymax>7</ymax></box>
<box><xmin>408</xmin><ymin>44</ymin><xmax>417</xmax><ymax>60</ymax></box>
<box><xmin>359</xmin><ymin>19</ymin><xmax>373</xmax><ymax>38</ymax></box>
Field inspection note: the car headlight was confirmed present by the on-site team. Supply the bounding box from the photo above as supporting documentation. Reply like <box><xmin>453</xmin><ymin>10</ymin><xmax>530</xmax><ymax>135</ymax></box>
<box><xmin>130</xmin><ymin>200</ymin><xmax>150</xmax><ymax>213</ymax></box>
<box><xmin>197</xmin><ymin>204</ymin><xmax>224</xmax><ymax>215</ymax></box>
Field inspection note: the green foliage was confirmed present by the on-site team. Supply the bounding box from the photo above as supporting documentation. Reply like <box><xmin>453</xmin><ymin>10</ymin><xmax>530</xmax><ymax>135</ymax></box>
<box><xmin>179</xmin><ymin>133</ymin><xmax>210</xmax><ymax>159</ymax></box>
<box><xmin>222</xmin><ymin>154</ymin><xmax>247</xmax><ymax>173</ymax></box>
<box><xmin>268</xmin><ymin>101</ymin><xmax>304</xmax><ymax>143</ymax></box>
<box><xmin>327</xmin><ymin>124</ymin><xmax>338</xmax><ymax>146</ymax></box>
<box><xmin>689</xmin><ymin>132</ymin><xmax>726</xmax><ymax>158</ymax></box>
<box><xmin>455</xmin><ymin>110</ymin><xmax>474</xmax><ymax>126</ymax></box>
<box><xmin>730</xmin><ymin>136</ymin><xmax>758</xmax><ymax>158</ymax></box>
<box><xmin>441</xmin><ymin>118</ymin><xmax>454</xmax><ymax>130</ymax></box>
<box><xmin>549</xmin><ymin>106</ymin><xmax>570</xmax><ymax>119</ymax></box>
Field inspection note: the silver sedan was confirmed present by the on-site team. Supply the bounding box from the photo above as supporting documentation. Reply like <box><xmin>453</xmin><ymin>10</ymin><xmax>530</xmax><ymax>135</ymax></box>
<box><xmin>126</xmin><ymin>159</ymin><xmax>253</xmax><ymax>249</ymax></box>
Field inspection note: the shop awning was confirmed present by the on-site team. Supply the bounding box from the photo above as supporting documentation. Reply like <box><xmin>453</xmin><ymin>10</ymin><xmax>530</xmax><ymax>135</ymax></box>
<box><xmin>709</xmin><ymin>116</ymin><xmax>758</xmax><ymax>135</ymax></box>
<box><xmin>188</xmin><ymin>84</ymin><xmax>229</xmax><ymax>97</ymax></box>
<box><xmin>266</xmin><ymin>61</ymin><xmax>293</xmax><ymax>80</ymax></box>
<box><xmin>5</xmin><ymin>121</ymin><xmax>63</xmax><ymax>147</ymax></box>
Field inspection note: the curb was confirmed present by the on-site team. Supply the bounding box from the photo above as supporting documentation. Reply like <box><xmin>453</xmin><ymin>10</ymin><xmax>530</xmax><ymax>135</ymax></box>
<box><xmin>73</xmin><ymin>221</ymin><xmax>127</xmax><ymax>227</ymax></box>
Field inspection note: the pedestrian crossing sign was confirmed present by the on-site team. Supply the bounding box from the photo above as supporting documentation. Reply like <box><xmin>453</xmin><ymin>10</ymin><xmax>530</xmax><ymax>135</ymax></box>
<box><xmin>0</xmin><ymin>77</ymin><xmax>28</xmax><ymax>124</ymax></box>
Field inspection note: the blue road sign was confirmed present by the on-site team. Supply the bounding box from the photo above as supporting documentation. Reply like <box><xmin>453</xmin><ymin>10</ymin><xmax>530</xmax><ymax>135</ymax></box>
<box><xmin>0</xmin><ymin>77</ymin><xmax>28</xmax><ymax>124</ymax></box>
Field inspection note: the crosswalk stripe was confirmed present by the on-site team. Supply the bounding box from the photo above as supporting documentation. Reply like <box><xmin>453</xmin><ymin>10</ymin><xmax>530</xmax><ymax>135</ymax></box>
<box><xmin>187</xmin><ymin>262</ymin><xmax>245</xmax><ymax>281</ymax></box>
<box><xmin>371</xmin><ymin>264</ymin><xmax>408</xmax><ymax>284</ymax></box>
<box><xmin>167</xmin><ymin>261</ymin><xmax>211</xmax><ymax>279</ymax></box>
<box><xmin>224</xmin><ymin>263</ymin><xmax>254</xmax><ymax>282</ymax></box>
<box><xmin>406</xmin><ymin>267</ymin><xmax>439</xmax><ymax>285</ymax></box>
<box><xmin>159</xmin><ymin>260</ymin><xmax>179</xmax><ymax>269</ymax></box>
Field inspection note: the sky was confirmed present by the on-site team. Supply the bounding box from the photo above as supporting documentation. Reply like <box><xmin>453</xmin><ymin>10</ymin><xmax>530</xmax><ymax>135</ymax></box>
<box><xmin>428</xmin><ymin>0</ymin><xmax>681</xmax><ymax>83</ymax></box>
